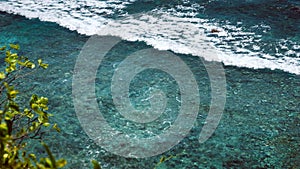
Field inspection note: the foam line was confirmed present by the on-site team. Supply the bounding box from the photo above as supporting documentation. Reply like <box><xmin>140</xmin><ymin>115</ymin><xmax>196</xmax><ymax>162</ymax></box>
<box><xmin>0</xmin><ymin>0</ymin><xmax>299</xmax><ymax>74</ymax></box>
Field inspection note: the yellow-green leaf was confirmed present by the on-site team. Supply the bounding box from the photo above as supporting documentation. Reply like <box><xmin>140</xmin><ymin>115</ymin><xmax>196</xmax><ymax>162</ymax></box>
<box><xmin>43</xmin><ymin>122</ymin><xmax>51</xmax><ymax>127</ymax></box>
<box><xmin>0</xmin><ymin>123</ymin><xmax>8</xmax><ymax>131</ymax></box>
<box><xmin>24</xmin><ymin>108</ymin><xmax>34</xmax><ymax>118</ymax></box>
<box><xmin>53</xmin><ymin>123</ymin><xmax>61</xmax><ymax>132</ymax></box>
<box><xmin>11</xmin><ymin>53</ymin><xmax>18</xmax><ymax>57</ymax></box>
<box><xmin>56</xmin><ymin>159</ymin><xmax>67</xmax><ymax>168</ymax></box>
<box><xmin>0</xmin><ymin>72</ymin><xmax>6</xmax><ymax>80</ymax></box>
<box><xmin>25</xmin><ymin>62</ymin><xmax>35</xmax><ymax>69</ymax></box>
<box><xmin>92</xmin><ymin>160</ymin><xmax>102</xmax><ymax>169</ymax></box>
<box><xmin>31</xmin><ymin>103</ymin><xmax>39</xmax><ymax>110</ymax></box>
<box><xmin>38</xmin><ymin>59</ymin><xmax>49</xmax><ymax>69</ymax></box>
<box><xmin>29</xmin><ymin>126</ymin><xmax>35</xmax><ymax>131</ymax></box>
<box><xmin>27</xmin><ymin>112</ymin><xmax>34</xmax><ymax>119</ymax></box>
<box><xmin>3</xmin><ymin>153</ymin><xmax>8</xmax><ymax>158</ymax></box>
<box><xmin>6</xmin><ymin>50</ymin><xmax>11</xmax><ymax>57</ymax></box>
<box><xmin>29</xmin><ymin>154</ymin><xmax>36</xmax><ymax>160</ymax></box>
<box><xmin>8</xmin><ymin>89</ymin><xmax>19</xmax><ymax>99</ymax></box>
<box><xmin>9</xmin><ymin>44</ymin><xmax>20</xmax><ymax>50</ymax></box>
<box><xmin>5</xmin><ymin>64</ymin><xmax>17</xmax><ymax>73</ymax></box>
<box><xmin>9</xmin><ymin>90</ymin><xmax>18</xmax><ymax>96</ymax></box>
<box><xmin>44</xmin><ymin>158</ymin><xmax>53</xmax><ymax>167</ymax></box>
<box><xmin>159</xmin><ymin>156</ymin><xmax>166</xmax><ymax>163</ymax></box>
<box><xmin>0</xmin><ymin>46</ymin><xmax>6</xmax><ymax>50</ymax></box>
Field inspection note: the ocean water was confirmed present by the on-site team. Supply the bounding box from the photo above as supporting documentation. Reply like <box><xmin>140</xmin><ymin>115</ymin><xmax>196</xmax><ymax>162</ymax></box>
<box><xmin>0</xmin><ymin>0</ymin><xmax>299</xmax><ymax>168</ymax></box>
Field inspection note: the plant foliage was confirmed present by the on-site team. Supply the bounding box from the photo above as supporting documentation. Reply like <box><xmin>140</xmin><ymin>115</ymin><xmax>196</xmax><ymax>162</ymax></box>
<box><xmin>0</xmin><ymin>44</ymin><xmax>66</xmax><ymax>169</ymax></box>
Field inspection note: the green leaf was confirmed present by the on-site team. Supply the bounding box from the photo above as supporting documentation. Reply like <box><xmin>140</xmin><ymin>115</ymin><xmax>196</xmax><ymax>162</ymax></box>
<box><xmin>5</xmin><ymin>111</ymin><xmax>16</xmax><ymax>120</ymax></box>
<box><xmin>31</xmin><ymin>103</ymin><xmax>39</xmax><ymax>110</ymax></box>
<box><xmin>44</xmin><ymin>158</ymin><xmax>53</xmax><ymax>167</ymax></box>
<box><xmin>159</xmin><ymin>156</ymin><xmax>166</xmax><ymax>163</ymax></box>
<box><xmin>92</xmin><ymin>159</ymin><xmax>102</xmax><ymax>169</ymax></box>
<box><xmin>9</xmin><ymin>44</ymin><xmax>20</xmax><ymax>50</ymax></box>
<box><xmin>30</xmin><ymin>95</ymin><xmax>49</xmax><ymax>112</ymax></box>
<box><xmin>0</xmin><ymin>72</ymin><xmax>6</xmax><ymax>80</ymax></box>
<box><xmin>0</xmin><ymin>123</ymin><xmax>8</xmax><ymax>131</ymax></box>
<box><xmin>29</xmin><ymin>122</ymin><xmax>40</xmax><ymax>131</ymax></box>
<box><xmin>0</xmin><ymin>46</ymin><xmax>6</xmax><ymax>50</ymax></box>
<box><xmin>24</xmin><ymin>109</ymin><xmax>34</xmax><ymax>118</ymax></box>
<box><xmin>25</xmin><ymin>62</ymin><xmax>35</xmax><ymax>69</ymax></box>
<box><xmin>10</xmin><ymin>53</ymin><xmax>18</xmax><ymax>58</ymax></box>
<box><xmin>53</xmin><ymin>123</ymin><xmax>61</xmax><ymax>132</ymax></box>
<box><xmin>42</xmin><ymin>142</ymin><xmax>57</xmax><ymax>169</ymax></box>
<box><xmin>56</xmin><ymin>159</ymin><xmax>67</xmax><ymax>168</ymax></box>
<box><xmin>38</xmin><ymin>59</ymin><xmax>49</xmax><ymax>69</ymax></box>
<box><xmin>5</xmin><ymin>66</ymin><xmax>16</xmax><ymax>73</ymax></box>
<box><xmin>37</xmin><ymin>97</ymin><xmax>49</xmax><ymax>110</ymax></box>
<box><xmin>8</xmin><ymin>89</ymin><xmax>19</xmax><ymax>99</ymax></box>
<box><xmin>6</xmin><ymin>50</ymin><xmax>11</xmax><ymax>57</ymax></box>
<box><xmin>29</xmin><ymin>154</ymin><xmax>36</xmax><ymax>160</ymax></box>
<box><xmin>43</xmin><ymin>122</ymin><xmax>50</xmax><ymax>127</ymax></box>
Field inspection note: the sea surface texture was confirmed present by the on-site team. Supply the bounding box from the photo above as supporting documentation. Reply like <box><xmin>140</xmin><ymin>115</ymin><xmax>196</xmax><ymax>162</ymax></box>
<box><xmin>0</xmin><ymin>0</ymin><xmax>299</xmax><ymax>168</ymax></box>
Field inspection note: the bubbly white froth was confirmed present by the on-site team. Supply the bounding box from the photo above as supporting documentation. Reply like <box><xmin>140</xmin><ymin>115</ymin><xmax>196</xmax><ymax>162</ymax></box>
<box><xmin>96</xmin><ymin>11</ymin><xmax>300</xmax><ymax>75</ymax></box>
<box><xmin>0</xmin><ymin>0</ymin><xmax>299</xmax><ymax>74</ymax></box>
<box><xmin>0</xmin><ymin>0</ymin><xmax>131</xmax><ymax>35</ymax></box>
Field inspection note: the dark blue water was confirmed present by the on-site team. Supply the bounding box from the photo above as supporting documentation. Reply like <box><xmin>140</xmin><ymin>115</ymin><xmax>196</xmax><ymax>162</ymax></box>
<box><xmin>0</xmin><ymin>0</ymin><xmax>299</xmax><ymax>168</ymax></box>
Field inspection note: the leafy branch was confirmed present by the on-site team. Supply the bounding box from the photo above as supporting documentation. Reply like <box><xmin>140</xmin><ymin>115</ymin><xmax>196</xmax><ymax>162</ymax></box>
<box><xmin>0</xmin><ymin>44</ymin><xmax>66</xmax><ymax>169</ymax></box>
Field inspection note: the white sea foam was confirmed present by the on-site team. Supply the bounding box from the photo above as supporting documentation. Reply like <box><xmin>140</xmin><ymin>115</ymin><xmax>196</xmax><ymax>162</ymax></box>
<box><xmin>0</xmin><ymin>0</ymin><xmax>299</xmax><ymax>75</ymax></box>
<box><xmin>0</xmin><ymin>0</ymin><xmax>131</xmax><ymax>35</ymax></box>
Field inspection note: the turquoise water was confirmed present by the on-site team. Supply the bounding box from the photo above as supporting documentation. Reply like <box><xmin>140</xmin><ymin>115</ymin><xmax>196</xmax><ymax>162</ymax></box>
<box><xmin>0</xmin><ymin>0</ymin><xmax>299</xmax><ymax>168</ymax></box>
